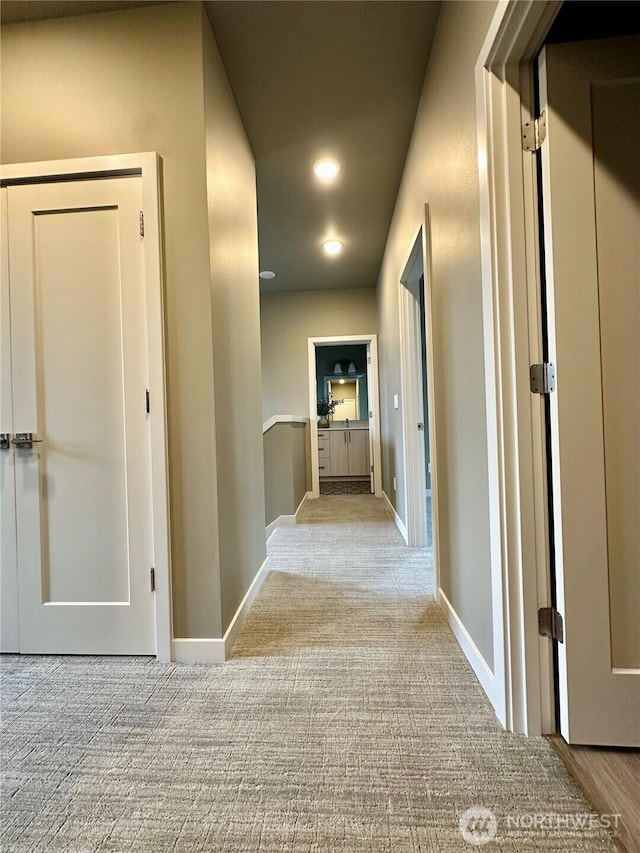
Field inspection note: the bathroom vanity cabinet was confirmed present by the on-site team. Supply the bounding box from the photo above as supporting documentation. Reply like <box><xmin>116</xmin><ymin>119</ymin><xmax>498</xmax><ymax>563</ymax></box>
<box><xmin>317</xmin><ymin>427</ymin><xmax>370</xmax><ymax>478</ymax></box>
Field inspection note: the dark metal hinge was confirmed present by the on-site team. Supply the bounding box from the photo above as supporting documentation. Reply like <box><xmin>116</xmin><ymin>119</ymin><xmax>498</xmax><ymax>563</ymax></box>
<box><xmin>530</xmin><ymin>363</ymin><xmax>555</xmax><ymax>394</ymax></box>
<box><xmin>150</xmin><ymin>567</ymin><xmax>156</xmax><ymax>592</ymax></box>
<box><xmin>522</xmin><ymin>111</ymin><xmax>547</xmax><ymax>151</ymax></box>
<box><xmin>145</xmin><ymin>389</ymin><xmax>150</xmax><ymax>414</ymax></box>
<box><xmin>139</xmin><ymin>211</ymin><xmax>145</xmax><ymax>238</ymax></box>
<box><xmin>538</xmin><ymin>607</ymin><xmax>563</xmax><ymax>643</ymax></box>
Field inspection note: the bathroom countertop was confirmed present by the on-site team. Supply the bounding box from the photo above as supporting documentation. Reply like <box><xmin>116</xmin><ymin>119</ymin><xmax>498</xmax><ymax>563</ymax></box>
<box><xmin>320</xmin><ymin>421</ymin><xmax>369</xmax><ymax>430</ymax></box>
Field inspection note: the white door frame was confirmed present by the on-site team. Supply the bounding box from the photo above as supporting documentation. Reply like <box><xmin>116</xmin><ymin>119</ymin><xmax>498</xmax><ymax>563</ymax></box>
<box><xmin>0</xmin><ymin>152</ymin><xmax>172</xmax><ymax>661</ymax></box>
<box><xmin>397</xmin><ymin>210</ymin><xmax>440</xmax><ymax>558</ymax></box>
<box><xmin>475</xmin><ymin>0</ymin><xmax>563</xmax><ymax>733</ymax></box>
<box><xmin>398</xmin><ymin>228</ymin><xmax>427</xmax><ymax>548</ymax></box>
<box><xmin>308</xmin><ymin>334</ymin><xmax>382</xmax><ymax>499</ymax></box>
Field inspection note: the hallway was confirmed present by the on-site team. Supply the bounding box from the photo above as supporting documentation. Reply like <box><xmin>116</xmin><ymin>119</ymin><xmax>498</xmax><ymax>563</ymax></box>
<box><xmin>1</xmin><ymin>504</ymin><xmax>615</xmax><ymax>851</ymax></box>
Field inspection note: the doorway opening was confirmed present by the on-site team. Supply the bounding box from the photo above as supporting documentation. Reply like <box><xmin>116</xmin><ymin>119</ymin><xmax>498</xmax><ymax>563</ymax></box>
<box><xmin>308</xmin><ymin>334</ymin><xmax>382</xmax><ymax>499</ymax></box>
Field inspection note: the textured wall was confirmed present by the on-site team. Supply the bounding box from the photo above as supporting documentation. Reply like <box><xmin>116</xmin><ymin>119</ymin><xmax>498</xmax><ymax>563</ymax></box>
<box><xmin>377</xmin><ymin>0</ymin><xmax>498</xmax><ymax>669</ymax></box>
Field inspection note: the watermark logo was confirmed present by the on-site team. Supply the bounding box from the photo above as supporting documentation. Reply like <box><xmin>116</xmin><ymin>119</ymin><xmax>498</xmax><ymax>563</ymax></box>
<box><xmin>505</xmin><ymin>812</ymin><xmax>622</xmax><ymax>834</ymax></box>
<box><xmin>459</xmin><ymin>806</ymin><xmax>498</xmax><ymax>846</ymax></box>
<box><xmin>458</xmin><ymin>807</ymin><xmax>622</xmax><ymax>845</ymax></box>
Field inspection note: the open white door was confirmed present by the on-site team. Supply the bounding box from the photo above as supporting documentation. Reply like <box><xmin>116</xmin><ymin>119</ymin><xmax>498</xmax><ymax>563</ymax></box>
<box><xmin>539</xmin><ymin>36</ymin><xmax>640</xmax><ymax>745</ymax></box>
<box><xmin>366</xmin><ymin>343</ymin><xmax>374</xmax><ymax>493</ymax></box>
<box><xmin>5</xmin><ymin>176</ymin><xmax>156</xmax><ymax>655</ymax></box>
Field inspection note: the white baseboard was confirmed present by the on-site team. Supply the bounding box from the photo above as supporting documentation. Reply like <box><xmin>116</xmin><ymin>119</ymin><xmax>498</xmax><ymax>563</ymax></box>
<box><xmin>172</xmin><ymin>557</ymin><xmax>270</xmax><ymax>663</ymax></box>
<box><xmin>265</xmin><ymin>491</ymin><xmax>312</xmax><ymax>541</ymax></box>
<box><xmin>382</xmin><ymin>490</ymin><xmax>408</xmax><ymax>543</ymax></box>
<box><xmin>223</xmin><ymin>556</ymin><xmax>270</xmax><ymax>657</ymax></box>
<box><xmin>295</xmin><ymin>491</ymin><xmax>312</xmax><ymax>518</ymax></box>
<box><xmin>438</xmin><ymin>586</ymin><xmax>496</xmax><ymax>709</ymax></box>
<box><xmin>171</xmin><ymin>637</ymin><xmax>226</xmax><ymax>663</ymax></box>
<box><xmin>266</xmin><ymin>514</ymin><xmax>296</xmax><ymax>541</ymax></box>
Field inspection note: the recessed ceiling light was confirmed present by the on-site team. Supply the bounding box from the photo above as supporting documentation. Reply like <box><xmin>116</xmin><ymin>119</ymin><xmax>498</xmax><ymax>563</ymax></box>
<box><xmin>322</xmin><ymin>239</ymin><xmax>343</xmax><ymax>256</ymax></box>
<box><xmin>313</xmin><ymin>158</ymin><xmax>340</xmax><ymax>182</ymax></box>
<box><xmin>259</xmin><ymin>270</ymin><xmax>276</xmax><ymax>279</ymax></box>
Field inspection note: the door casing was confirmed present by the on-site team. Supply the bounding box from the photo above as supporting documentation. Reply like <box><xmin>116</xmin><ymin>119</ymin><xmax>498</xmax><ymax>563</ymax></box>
<box><xmin>474</xmin><ymin>0</ymin><xmax>564</xmax><ymax>734</ymax></box>
<box><xmin>397</xmin><ymin>210</ymin><xmax>439</xmax><ymax>559</ymax></box>
<box><xmin>308</xmin><ymin>334</ymin><xmax>382</xmax><ymax>499</ymax></box>
<box><xmin>0</xmin><ymin>152</ymin><xmax>172</xmax><ymax>661</ymax></box>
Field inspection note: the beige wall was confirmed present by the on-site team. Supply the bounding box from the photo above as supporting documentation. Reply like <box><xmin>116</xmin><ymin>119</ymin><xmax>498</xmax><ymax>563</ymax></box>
<box><xmin>1</xmin><ymin>2</ymin><xmax>264</xmax><ymax>639</ymax></box>
<box><xmin>261</xmin><ymin>288</ymin><xmax>378</xmax><ymax>422</ymax></box>
<box><xmin>202</xmin><ymin>10</ymin><xmax>266</xmax><ymax>632</ymax></box>
<box><xmin>264</xmin><ymin>422</ymin><xmax>307</xmax><ymax>526</ymax></box>
<box><xmin>378</xmin><ymin>0</ymin><xmax>497</xmax><ymax>668</ymax></box>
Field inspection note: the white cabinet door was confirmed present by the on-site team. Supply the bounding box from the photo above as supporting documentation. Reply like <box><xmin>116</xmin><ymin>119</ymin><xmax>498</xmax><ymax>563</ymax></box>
<box><xmin>6</xmin><ymin>177</ymin><xmax>155</xmax><ymax>655</ymax></box>
<box><xmin>540</xmin><ymin>36</ymin><xmax>640</xmax><ymax>745</ymax></box>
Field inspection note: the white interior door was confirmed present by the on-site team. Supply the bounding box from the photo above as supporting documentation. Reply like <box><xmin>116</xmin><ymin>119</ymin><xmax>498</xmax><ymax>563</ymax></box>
<box><xmin>366</xmin><ymin>342</ymin><xmax>374</xmax><ymax>493</ymax></box>
<box><xmin>399</xmin><ymin>236</ymin><xmax>428</xmax><ymax>547</ymax></box>
<box><xmin>539</xmin><ymin>36</ymin><xmax>640</xmax><ymax>745</ymax></box>
<box><xmin>1</xmin><ymin>188</ymin><xmax>19</xmax><ymax>651</ymax></box>
<box><xmin>5</xmin><ymin>176</ymin><xmax>155</xmax><ymax>655</ymax></box>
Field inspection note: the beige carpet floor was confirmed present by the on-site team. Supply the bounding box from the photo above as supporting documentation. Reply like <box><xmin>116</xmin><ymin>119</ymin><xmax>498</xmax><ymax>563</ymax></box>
<box><xmin>0</xmin><ymin>507</ymin><xmax>617</xmax><ymax>851</ymax></box>
<box><xmin>296</xmin><ymin>495</ymin><xmax>393</xmax><ymax>524</ymax></box>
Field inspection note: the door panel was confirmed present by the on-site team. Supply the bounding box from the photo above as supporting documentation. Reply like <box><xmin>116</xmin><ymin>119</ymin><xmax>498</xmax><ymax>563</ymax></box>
<box><xmin>592</xmin><ymin>82</ymin><xmax>640</xmax><ymax>670</ymax></box>
<box><xmin>7</xmin><ymin>177</ymin><xmax>154</xmax><ymax>654</ymax></box>
<box><xmin>34</xmin><ymin>207</ymin><xmax>129</xmax><ymax>603</ymax></box>
<box><xmin>0</xmin><ymin>188</ymin><xmax>19</xmax><ymax>651</ymax></box>
<box><xmin>539</xmin><ymin>36</ymin><xmax>640</xmax><ymax>745</ymax></box>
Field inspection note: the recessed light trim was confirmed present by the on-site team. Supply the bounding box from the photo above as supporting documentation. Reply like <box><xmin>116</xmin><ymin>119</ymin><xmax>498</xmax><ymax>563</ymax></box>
<box><xmin>313</xmin><ymin>158</ymin><xmax>340</xmax><ymax>182</ymax></box>
<box><xmin>322</xmin><ymin>239</ymin><xmax>343</xmax><ymax>256</ymax></box>
<box><xmin>259</xmin><ymin>270</ymin><xmax>276</xmax><ymax>279</ymax></box>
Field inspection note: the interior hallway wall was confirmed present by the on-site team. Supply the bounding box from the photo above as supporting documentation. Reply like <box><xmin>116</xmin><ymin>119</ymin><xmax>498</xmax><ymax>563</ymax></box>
<box><xmin>377</xmin><ymin>0</ymin><xmax>497</xmax><ymax>669</ymax></box>
<box><xmin>202</xmin><ymin>9</ymin><xmax>266</xmax><ymax>632</ymax></box>
<box><xmin>261</xmin><ymin>287</ymin><xmax>377</xmax><ymax>491</ymax></box>
<box><xmin>1</xmin><ymin>2</ymin><xmax>265</xmax><ymax>639</ymax></box>
<box><xmin>261</xmin><ymin>288</ymin><xmax>378</xmax><ymax>422</ymax></box>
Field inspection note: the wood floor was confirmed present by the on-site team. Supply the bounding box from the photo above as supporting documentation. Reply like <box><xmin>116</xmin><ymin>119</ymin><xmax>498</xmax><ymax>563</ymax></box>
<box><xmin>549</xmin><ymin>736</ymin><xmax>640</xmax><ymax>853</ymax></box>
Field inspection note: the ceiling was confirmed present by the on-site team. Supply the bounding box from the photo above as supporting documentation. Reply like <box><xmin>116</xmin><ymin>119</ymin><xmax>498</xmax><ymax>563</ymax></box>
<box><xmin>1</xmin><ymin>0</ymin><xmax>442</xmax><ymax>293</ymax></box>
<box><xmin>204</xmin><ymin>1</ymin><xmax>441</xmax><ymax>293</ymax></box>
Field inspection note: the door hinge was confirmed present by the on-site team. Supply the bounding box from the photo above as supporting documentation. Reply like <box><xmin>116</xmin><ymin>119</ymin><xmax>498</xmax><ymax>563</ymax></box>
<box><xmin>522</xmin><ymin>110</ymin><xmax>547</xmax><ymax>151</ymax></box>
<box><xmin>530</xmin><ymin>362</ymin><xmax>555</xmax><ymax>394</ymax></box>
<box><xmin>139</xmin><ymin>211</ymin><xmax>145</xmax><ymax>238</ymax></box>
<box><xmin>370</xmin><ymin>464</ymin><xmax>374</xmax><ymax>473</ymax></box>
<box><xmin>150</xmin><ymin>567</ymin><xmax>156</xmax><ymax>592</ymax></box>
<box><xmin>145</xmin><ymin>389</ymin><xmax>150</xmax><ymax>414</ymax></box>
<box><xmin>538</xmin><ymin>606</ymin><xmax>564</xmax><ymax>643</ymax></box>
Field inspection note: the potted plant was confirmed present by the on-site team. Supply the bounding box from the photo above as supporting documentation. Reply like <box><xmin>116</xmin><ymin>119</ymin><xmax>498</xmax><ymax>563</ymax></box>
<box><xmin>317</xmin><ymin>395</ymin><xmax>341</xmax><ymax>428</ymax></box>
